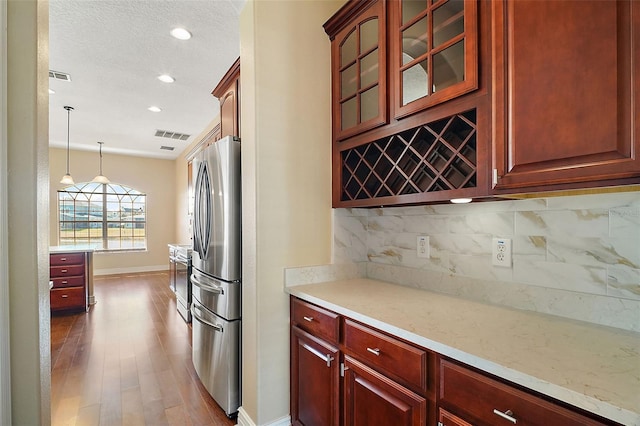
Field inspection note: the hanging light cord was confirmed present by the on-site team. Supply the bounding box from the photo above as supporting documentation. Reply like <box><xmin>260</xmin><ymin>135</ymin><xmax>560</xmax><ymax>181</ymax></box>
<box><xmin>66</xmin><ymin>108</ymin><xmax>71</xmax><ymax>174</ymax></box>
<box><xmin>99</xmin><ymin>142</ymin><xmax>104</xmax><ymax>175</ymax></box>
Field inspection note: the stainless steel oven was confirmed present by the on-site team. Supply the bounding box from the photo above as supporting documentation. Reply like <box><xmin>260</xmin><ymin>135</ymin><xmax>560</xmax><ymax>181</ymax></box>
<box><xmin>169</xmin><ymin>244</ymin><xmax>192</xmax><ymax>323</ymax></box>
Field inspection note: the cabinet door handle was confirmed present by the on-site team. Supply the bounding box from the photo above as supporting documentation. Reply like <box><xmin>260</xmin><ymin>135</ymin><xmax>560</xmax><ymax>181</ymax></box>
<box><xmin>493</xmin><ymin>409</ymin><xmax>517</xmax><ymax>424</ymax></box>
<box><xmin>61</xmin><ymin>294</ymin><xmax>68</xmax><ymax>298</ymax></box>
<box><xmin>303</xmin><ymin>316</ymin><xmax>314</xmax><ymax>322</ymax></box>
<box><xmin>61</xmin><ymin>269</ymin><xmax>67</xmax><ymax>273</ymax></box>
<box><xmin>302</xmin><ymin>343</ymin><xmax>334</xmax><ymax>367</ymax></box>
<box><xmin>61</xmin><ymin>281</ymin><xmax>68</xmax><ymax>284</ymax></box>
<box><xmin>366</xmin><ymin>347</ymin><xmax>380</xmax><ymax>356</ymax></box>
<box><xmin>60</xmin><ymin>257</ymin><xmax>67</xmax><ymax>261</ymax></box>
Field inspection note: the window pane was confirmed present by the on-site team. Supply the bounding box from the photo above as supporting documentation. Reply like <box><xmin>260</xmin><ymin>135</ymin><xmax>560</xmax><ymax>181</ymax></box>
<box><xmin>360</xmin><ymin>49</ymin><xmax>379</xmax><ymax>88</ymax></box>
<box><xmin>433</xmin><ymin>0</ymin><xmax>464</xmax><ymax>48</ymax></box>
<box><xmin>58</xmin><ymin>183</ymin><xmax>146</xmax><ymax>250</ymax></box>
<box><xmin>402</xmin><ymin>0</ymin><xmax>427</xmax><ymax>25</ymax></box>
<box><xmin>360</xmin><ymin>18</ymin><xmax>378</xmax><ymax>53</ymax></box>
<box><xmin>361</xmin><ymin>86</ymin><xmax>379</xmax><ymax>122</ymax></box>
<box><xmin>341</xmin><ymin>97</ymin><xmax>357</xmax><ymax>130</ymax></box>
<box><xmin>402</xmin><ymin>16</ymin><xmax>428</xmax><ymax>63</ymax></box>
<box><xmin>433</xmin><ymin>40</ymin><xmax>464</xmax><ymax>92</ymax></box>
<box><xmin>403</xmin><ymin>60</ymin><xmax>428</xmax><ymax>105</ymax></box>
<box><xmin>341</xmin><ymin>30</ymin><xmax>357</xmax><ymax>67</ymax></box>
<box><xmin>341</xmin><ymin>64</ymin><xmax>357</xmax><ymax>99</ymax></box>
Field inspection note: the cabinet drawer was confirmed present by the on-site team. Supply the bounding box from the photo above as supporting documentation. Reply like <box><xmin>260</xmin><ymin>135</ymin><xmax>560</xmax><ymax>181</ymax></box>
<box><xmin>50</xmin><ymin>264</ymin><xmax>85</xmax><ymax>278</ymax></box>
<box><xmin>50</xmin><ymin>253</ymin><xmax>85</xmax><ymax>266</ymax></box>
<box><xmin>51</xmin><ymin>276</ymin><xmax>84</xmax><ymax>288</ymax></box>
<box><xmin>50</xmin><ymin>287</ymin><xmax>86</xmax><ymax>311</ymax></box>
<box><xmin>439</xmin><ymin>359</ymin><xmax>609</xmax><ymax>426</ymax></box>
<box><xmin>344</xmin><ymin>319</ymin><xmax>427</xmax><ymax>393</ymax></box>
<box><xmin>291</xmin><ymin>298</ymin><xmax>340</xmax><ymax>343</ymax></box>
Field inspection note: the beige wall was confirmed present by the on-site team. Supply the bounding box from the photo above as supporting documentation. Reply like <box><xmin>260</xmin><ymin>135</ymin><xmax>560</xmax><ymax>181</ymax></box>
<box><xmin>49</xmin><ymin>147</ymin><xmax>176</xmax><ymax>274</ymax></box>
<box><xmin>173</xmin><ymin>117</ymin><xmax>220</xmax><ymax>245</ymax></box>
<box><xmin>7</xmin><ymin>0</ymin><xmax>50</xmax><ymax>423</ymax></box>
<box><xmin>240</xmin><ymin>0</ymin><xmax>341</xmax><ymax>423</ymax></box>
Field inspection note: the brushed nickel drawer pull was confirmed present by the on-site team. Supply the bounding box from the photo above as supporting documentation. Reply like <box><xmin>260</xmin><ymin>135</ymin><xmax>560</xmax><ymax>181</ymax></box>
<box><xmin>60</xmin><ymin>257</ymin><xmax>67</xmax><ymax>261</ymax></box>
<box><xmin>493</xmin><ymin>409</ymin><xmax>517</xmax><ymax>424</ymax></box>
<box><xmin>366</xmin><ymin>347</ymin><xmax>380</xmax><ymax>356</ymax></box>
<box><xmin>61</xmin><ymin>281</ymin><xmax>68</xmax><ymax>284</ymax></box>
<box><xmin>61</xmin><ymin>295</ymin><xmax>68</xmax><ymax>298</ymax></box>
<box><xmin>303</xmin><ymin>316</ymin><xmax>314</xmax><ymax>322</ymax></box>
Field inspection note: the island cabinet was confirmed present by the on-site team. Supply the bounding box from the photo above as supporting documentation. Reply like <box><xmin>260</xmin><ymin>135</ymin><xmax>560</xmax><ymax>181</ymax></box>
<box><xmin>324</xmin><ymin>0</ymin><xmax>490</xmax><ymax>208</ymax></box>
<box><xmin>290</xmin><ymin>296</ymin><xmax>619</xmax><ymax>426</ymax></box>
<box><xmin>491</xmin><ymin>0</ymin><xmax>640</xmax><ymax>193</ymax></box>
<box><xmin>50</xmin><ymin>252</ymin><xmax>88</xmax><ymax>312</ymax></box>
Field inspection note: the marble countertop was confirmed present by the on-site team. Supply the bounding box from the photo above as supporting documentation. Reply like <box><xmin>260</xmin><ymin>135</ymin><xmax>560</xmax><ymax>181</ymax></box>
<box><xmin>50</xmin><ymin>245</ymin><xmax>96</xmax><ymax>254</ymax></box>
<box><xmin>286</xmin><ymin>278</ymin><xmax>640</xmax><ymax>425</ymax></box>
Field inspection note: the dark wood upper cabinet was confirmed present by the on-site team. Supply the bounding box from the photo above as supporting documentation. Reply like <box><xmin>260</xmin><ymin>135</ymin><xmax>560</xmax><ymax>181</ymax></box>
<box><xmin>390</xmin><ymin>0</ymin><xmax>478</xmax><ymax>120</ymax></box>
<box><xmin>325</xmin><ymin>0</ymin><xmax>489</xmax><ymax>208</ymax></box>
<box><xmin>212</xmin><ymin>57</ymin><xmax>240</xmax><ymax>140</ymax></box>
<box><xmin>491</xmin><ymin>0</ymin><xmax>640</xmax><ymax>193</ymax></box>
<box><xmin>326</xmin><ymin>0</ymin><xmax>388</xmax><ymax>142</ymax></box>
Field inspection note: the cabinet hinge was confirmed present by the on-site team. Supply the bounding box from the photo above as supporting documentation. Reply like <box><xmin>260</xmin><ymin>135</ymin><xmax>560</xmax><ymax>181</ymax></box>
<box><xmin>340</xmin><ymin>362</ymin><xmax>349</xmax><ymax>377</ymax></box>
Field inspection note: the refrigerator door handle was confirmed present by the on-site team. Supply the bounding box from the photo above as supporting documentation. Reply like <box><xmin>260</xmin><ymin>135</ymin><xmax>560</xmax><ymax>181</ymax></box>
<box><xmin>191</xmin><ymin>273</ymin><xmax>224</xmax><ymax>295</ymax></box>
<box><xmin>191</xmin><ymin>304</ymin><xmax>223</xmax><ymax>332</ymax></box>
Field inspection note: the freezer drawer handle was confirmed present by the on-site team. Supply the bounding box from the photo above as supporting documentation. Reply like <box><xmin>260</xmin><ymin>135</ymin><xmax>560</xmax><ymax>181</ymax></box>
<box><xmin>493</xmin><ymin>409</ymin><xmax>517</xmax><ymax>424</ymax></box>
<box><xmin>190</xmin><ymin>273</ymin><xmax>223</xmax><ymax>295</ymax></box>
<box><xmin>191</xmin><ymin>305</ymin><xmax>223</xmax><ymax>332</ymax></box>
<box><xmin>302</xmin><ymin>343</ymin><xmax>334</xmax><ymax>367</ymax></box>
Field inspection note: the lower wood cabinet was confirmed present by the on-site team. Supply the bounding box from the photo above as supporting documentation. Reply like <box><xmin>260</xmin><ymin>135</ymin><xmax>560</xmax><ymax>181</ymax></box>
<box><xmin>290</xmin><ymin>296</ymin><xmax>619</xmax><ymax>426</ymax></box>
<box><xmin>343</xmin><ymin>355</ymin><xmax>426</xmax><ymax>426</ymax></box>
<box><xmin>439</xmin><ymin>359</ymin><xmax>613</xmax><ymax>426</ymax></box>
<box><xmin>291</xmin><ymin>326</ymin><xmax>340</xmax><ymax>426</ymax></box>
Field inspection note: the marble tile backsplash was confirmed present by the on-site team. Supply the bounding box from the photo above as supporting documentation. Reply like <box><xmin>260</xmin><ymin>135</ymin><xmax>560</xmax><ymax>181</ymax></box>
<box><xmin>333</xmin><ymin>192</ymin><xmax>640</xmax><ymax>331</ymax></box>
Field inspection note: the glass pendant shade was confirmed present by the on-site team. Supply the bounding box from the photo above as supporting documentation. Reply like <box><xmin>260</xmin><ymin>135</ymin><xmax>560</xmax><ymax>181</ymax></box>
<box><xmin>60</xmin><ymin>106</ymin><xmax>75</xmax><ymax>185</ymax></box>
<box><xmin>92</xmin><ymin>141</ymin><xmax>110</xmax><ymax>184</ymax></box>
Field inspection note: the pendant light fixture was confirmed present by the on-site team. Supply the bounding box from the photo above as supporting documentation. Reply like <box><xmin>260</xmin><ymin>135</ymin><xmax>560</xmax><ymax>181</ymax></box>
<box><xmin>92</xmin><ymin>141</ymin><xmax>110</xmax><ymax>184</ymax></box>
<box><xmin>60</xmin><ymin>106</ymin><xmax>75</xmax><ymax>185</ymax></box>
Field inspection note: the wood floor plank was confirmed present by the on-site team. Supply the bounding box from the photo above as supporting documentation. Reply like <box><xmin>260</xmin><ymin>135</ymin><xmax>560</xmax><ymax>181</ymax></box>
<box><xmin>51</xmin><ymin>271</ymin><xmax>236</xmax><ymax>426</ymax></box>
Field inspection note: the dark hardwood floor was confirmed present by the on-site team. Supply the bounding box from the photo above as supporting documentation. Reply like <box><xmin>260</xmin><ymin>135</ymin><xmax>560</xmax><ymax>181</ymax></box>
<box><xmin>51</xmin><ymin>272</ymin><xmax>236</xmax><ymax>426</ymax></box>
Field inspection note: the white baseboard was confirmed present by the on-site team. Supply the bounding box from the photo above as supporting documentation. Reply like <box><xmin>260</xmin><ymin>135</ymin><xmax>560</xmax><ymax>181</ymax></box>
<box><xmin>236</xmin><ymin>407</ymin><xmax>291</xmax><ymax>426</ymax></box>
<box><xmin>94</xmin><ymin>264</ymin><xmax>168</xmax><ymax>276</ymax></box>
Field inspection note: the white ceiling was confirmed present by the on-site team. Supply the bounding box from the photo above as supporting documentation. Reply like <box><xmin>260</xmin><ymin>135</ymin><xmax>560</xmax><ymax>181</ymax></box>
<box><xmin>49</xmin><ymin>0</ymin><xmax>244</xmax><ymax>160</ymax></box>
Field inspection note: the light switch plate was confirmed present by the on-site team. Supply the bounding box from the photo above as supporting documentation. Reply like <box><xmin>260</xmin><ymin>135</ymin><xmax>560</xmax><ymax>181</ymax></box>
<box><xmin>417</xmin><ymin>236</ymin><xmax>429</xmax><ymax>258</ymax></box>
<box><xmin>492</xmin><ymin>237</ymin><xmax>512</xmax><ymax>267</ymax></box>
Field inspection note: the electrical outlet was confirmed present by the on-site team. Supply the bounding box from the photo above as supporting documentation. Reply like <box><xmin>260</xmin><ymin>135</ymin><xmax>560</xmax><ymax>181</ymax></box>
<box><xmin>492</xmin><ymin>237</ymin><xmax>512</xmax><ymax>267</ymax></box>
<box><xmin>417</xmin><ymin>236</ymin><xmax>429</xmax><ymax>259</ymax></box>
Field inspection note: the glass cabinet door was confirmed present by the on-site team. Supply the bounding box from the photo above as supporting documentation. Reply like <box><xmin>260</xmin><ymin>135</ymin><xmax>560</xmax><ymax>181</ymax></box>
<box><xmin>392</xmin><ymin>0</ymin><xmax>478</xmax><ymax>119</ymax></box>
<box><xmin>332</xmin><ymin>0</ymin><xmax>387</xmax><ymax>141</ymax></box>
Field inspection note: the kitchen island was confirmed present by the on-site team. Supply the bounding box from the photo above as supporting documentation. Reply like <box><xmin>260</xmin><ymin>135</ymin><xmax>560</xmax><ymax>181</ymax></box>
<box><xmin>49</xmin><ymin>246</ymin><xmax>95</xmax><ymax>311</ymax></box>
<box><xmin>286</xmin><ymin>277</ymin><xmax>640</xmax><ymax>425</ymax></box>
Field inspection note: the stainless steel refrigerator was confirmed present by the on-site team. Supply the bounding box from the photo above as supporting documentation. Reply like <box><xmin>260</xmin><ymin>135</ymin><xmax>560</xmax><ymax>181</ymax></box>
<box><xmin>190</xmin><ymin>135</ymin><xmax>241</xmax><ymax>417</ymax></box>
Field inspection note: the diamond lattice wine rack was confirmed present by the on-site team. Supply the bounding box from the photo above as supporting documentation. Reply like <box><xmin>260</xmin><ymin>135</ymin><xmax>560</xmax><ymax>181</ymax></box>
<box><xmin>340</xmin><ymin>109</ymin><xmax>477</xmax><ymax>203</ymax></box>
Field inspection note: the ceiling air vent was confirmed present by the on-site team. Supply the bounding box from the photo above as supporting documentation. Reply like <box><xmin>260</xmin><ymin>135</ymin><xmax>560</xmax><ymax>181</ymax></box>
<box><xmin>160</xmin><ymin>146</ymin><xmax>175</xmax><ymax>151</ymax></box>
<box><xmin>155</xmin><ymin>129</ymin><xmax>190</xmax><ymax>141</ymax></box>
<box><xmin>49</xmin><ymin>70</ymin><xmax>71</xmax><ymax>81</ymax></box>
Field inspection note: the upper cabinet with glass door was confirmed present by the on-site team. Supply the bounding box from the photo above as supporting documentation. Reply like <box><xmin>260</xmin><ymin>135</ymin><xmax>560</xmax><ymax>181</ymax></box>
<box><xmin>325</xmin><ymin>0</ymin><xmax>387</xmax><ymax>141</ymax></box>
<box><xmin>391</xmin><ymin>0</ymin><xmax>478</xmax><ymax>119</ymax></box>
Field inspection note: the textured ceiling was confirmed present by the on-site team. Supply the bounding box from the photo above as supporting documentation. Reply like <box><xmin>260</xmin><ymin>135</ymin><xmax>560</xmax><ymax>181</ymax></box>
<box><xmin>49</xmin><ymin>0</ymin><xmax>244</xmax><ymax>160</ymax></box>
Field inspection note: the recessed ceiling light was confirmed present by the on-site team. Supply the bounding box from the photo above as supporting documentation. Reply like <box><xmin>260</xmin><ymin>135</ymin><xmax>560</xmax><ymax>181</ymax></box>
<box><xmin>170</xmin><ymin>27</ymin><xmax>192</xmax><ymax>40</ymax></box>
<box><xmin>148</xmin><ymin>106</ymin><xmax>162</xmax><ymax>112</ymax></box>
<box><xmin>450</xmin><ymin>198</ymin><xmax>473</xmax><ymax>204</ymax></box>
<box><xmin>158</xmin><ymin>74</ymin><xmax>175</xmax><ymax>83</ymax></box>
<box><xmin>49</xmin><ymin>89</ymin><xmax>55</xmax><ymax>94</ymax></box>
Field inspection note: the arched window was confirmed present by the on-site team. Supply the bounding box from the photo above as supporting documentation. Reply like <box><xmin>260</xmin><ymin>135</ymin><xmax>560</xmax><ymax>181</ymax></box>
<box><xmin>58</xmin><ymin>182</ymin><xmax>147</xmax><ymax>251</ymax></box>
